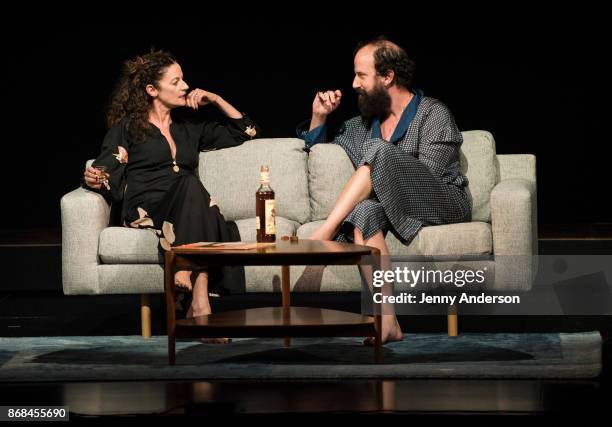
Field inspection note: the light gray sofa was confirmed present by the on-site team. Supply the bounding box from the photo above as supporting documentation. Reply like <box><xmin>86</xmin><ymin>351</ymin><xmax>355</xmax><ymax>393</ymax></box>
<box><xmin>61</xmin><ymin>131</ymin><xmax>537</xmax><ymax>336</ymax></box>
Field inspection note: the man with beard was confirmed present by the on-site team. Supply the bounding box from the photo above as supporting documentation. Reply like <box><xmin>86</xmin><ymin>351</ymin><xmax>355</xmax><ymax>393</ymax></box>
<box><xmin>297</xmin><ymin>37</ymin><xmax>471</xmax><ymax>344</ymax></box>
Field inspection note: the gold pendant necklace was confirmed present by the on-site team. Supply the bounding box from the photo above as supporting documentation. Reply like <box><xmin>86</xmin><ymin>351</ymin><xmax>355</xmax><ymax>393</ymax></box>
<box><xmin>172</xmin><ymin>160</ymin><xmax>179</xmax><ymax>173</ymax></box>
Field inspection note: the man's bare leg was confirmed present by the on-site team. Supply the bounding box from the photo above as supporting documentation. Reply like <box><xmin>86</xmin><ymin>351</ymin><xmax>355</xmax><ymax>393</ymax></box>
<box><xmin>354</xmin><ymin>228</ymin><xmax>403</xmax><ymax>344</ymax></box>
<box><xmin>310</xmin><ymin>165</ymin><xmax>373</xmax><ymax>241</ymax></box>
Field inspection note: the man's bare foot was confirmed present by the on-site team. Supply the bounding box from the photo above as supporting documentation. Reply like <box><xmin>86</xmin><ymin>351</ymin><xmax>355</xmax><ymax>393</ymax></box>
<box><xmin>201</xmin><ymin>338</ymin><xmax>232</xmax><ymax>344</ymax></box>
<box><xmin>174</xmin><ymin>270</ymin><xmax>193</xmax><ymax>291</ymax></box>
<box><xmin>364</xmin><ymin>317</ymin><xmax>403</xmax><ymax>345</ymax></box>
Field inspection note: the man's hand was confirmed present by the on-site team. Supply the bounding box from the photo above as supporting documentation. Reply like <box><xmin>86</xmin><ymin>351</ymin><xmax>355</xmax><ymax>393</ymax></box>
<box><xmin>312</xmin><ymin>90</ymin><xmax>342</xmax><ymax>118</ymax></box>
<box><xmin>186</xmin><ymin>89</ymin><xmax>219</xmax><ymax>110</ymax></box>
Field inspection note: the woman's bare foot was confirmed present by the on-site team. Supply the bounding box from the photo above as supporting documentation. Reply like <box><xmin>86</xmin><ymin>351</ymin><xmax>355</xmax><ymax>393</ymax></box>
<box><xmin>185</xmin><ymin>272</ymin><xmax>231</xmax><ymax>343</ymax></box>
<box><xmin>364</xmin><ymin>316</ymin><xmax>403</xmax><ymax>345</ymax></box>
<box><xmin>174</xmin><ymin>270</ymin><xmax>193</xmax><ymax>291</ymax></box>
<box><xmin>186</xmin><ymin>303</ymin><xmax>211</xmax><ymax>319</ymax></box>
<box><xmin>186</xmin><ymin>303</ymin><xmax>232</xmax><ymax>344</ymax></box>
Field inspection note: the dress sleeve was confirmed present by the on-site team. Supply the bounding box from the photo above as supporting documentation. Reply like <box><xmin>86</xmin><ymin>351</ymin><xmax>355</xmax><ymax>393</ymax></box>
<box><xmin>85</xmin><ymin>122</ymin><xmax>129</xmax><ymax>203</ymax></box>
<box><xmin>198</xmin><ymin>114</ymin><xmax>261</xmax><ymax>151</ymax></box>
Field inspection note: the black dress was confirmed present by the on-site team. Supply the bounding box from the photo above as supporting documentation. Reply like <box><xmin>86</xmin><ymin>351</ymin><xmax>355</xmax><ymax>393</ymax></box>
<box><xmin>89</xmin><ymin>115</ymin><xmax>261</xmax><ymax>295</ymax></box>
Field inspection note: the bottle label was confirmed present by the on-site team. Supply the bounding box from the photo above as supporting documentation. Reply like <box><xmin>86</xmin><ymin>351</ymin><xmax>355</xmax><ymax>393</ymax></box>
<box><xmin>256</xmin><ymin>216</ymin><xmax>260</xmax><ymax>230</ymax></box>
<box><xmin>265</xmin><ymin>200</ymin><xmax>276</xmax><ymax>234</ymax></box>
<box><xmin>260</xmin><ymin>171</ymin><xmax>270</xmax><ymax>185</ymax></box>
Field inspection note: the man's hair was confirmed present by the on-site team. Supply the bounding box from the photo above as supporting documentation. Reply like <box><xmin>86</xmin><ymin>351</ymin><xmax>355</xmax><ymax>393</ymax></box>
<box><xmin>354</xmin><ymin>36</ymin><xmax>416</xmax><ymax>90</ymax></box>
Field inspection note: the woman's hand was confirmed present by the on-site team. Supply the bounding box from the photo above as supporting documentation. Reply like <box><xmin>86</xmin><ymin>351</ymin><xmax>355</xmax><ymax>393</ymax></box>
<box><xmin>83</xmin><ymin>166</ymin><xmax>109</xmax><ymax>190</ymax></box>
<box><xmin>187</xmin><ymin>90</ymin><xmax>243</xmax><ymax>119</ymax></box>
<box><xmin>186</xmin><ymin>89</ymin><xmax>219</xmax><ymax>110</ymax></box>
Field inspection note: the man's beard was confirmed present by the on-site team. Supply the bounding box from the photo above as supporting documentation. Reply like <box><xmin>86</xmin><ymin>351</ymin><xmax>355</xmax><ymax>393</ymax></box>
<box><xmin>357</xmin><ymin>84</ymin><xmax>391</xmax><ymax>122</ymax></box>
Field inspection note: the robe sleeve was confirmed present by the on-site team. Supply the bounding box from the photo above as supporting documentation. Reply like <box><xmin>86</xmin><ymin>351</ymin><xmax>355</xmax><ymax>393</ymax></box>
<box><xmin>296</xmin><ymin>118</ymin><xmax>363</xmax><ymax>167</ymax></box>
<box><xmin>417</xmin><ymin>102</ymin><xmax>466</xmax><ymax>186</ymax></box>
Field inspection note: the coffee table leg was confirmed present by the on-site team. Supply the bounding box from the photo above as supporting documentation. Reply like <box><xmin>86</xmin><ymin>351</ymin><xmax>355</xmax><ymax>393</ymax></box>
<box><xmin>447</xmin><ymin>304</ymin><xmax>458</xmax><ymax>336</ymax></box>
<box><xmin>282</xmin><ymin>265</ymin><xmax>291</xmax><ymax>347</ymax></box>
<box><xmin>165</xmin><ymin>251</ymin><xmax>176</xmax><ymax>365</ymax></box>
<box><xmin>374</xmin><ymin>315</ymin><xmax>383</xmax><ymax>363</ymax></box>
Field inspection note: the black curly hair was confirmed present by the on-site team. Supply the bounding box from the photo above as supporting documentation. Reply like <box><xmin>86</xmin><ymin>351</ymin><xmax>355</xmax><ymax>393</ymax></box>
<box><xmin>354</xmin><ymin>36</ymin><xmax>416</xmax><ymax>91</ymax></box>
<box><xmin>106</xmin><ymin>49</ymin><xmax>177</xmax><ymax>142</ymax></box>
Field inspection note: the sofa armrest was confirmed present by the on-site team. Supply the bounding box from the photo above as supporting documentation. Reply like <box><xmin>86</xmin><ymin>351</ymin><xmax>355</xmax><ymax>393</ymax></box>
<box><xmin>490</xmin><ymin>178</ymin><xmax>538</xmax><ymax>291</ymax></box>
<box><xmin>490</xmin><ymin>178</ymin><xmax>538</xmax><ymax>256</ymax></box>
<box><xmin>60</xmin><ymin>187</ymin><xmax>110</xmax><ymax>294</ymax></box>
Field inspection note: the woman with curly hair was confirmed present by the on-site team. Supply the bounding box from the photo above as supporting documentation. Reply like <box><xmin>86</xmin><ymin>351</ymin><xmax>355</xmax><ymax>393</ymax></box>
<box><xmin>83</xmin><ymin>50</ymin><xmax>260</xmax><ymax>328</ymax></box>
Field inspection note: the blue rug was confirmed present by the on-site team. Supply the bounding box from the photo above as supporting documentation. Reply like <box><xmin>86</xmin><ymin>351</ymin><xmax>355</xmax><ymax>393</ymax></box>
<box><xmin>0</xmin><ymin>332</ymin><xmax>601</xmax><ymax>382</ymax></box>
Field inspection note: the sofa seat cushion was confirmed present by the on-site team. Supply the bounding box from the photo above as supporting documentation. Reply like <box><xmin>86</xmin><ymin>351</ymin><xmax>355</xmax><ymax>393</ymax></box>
<box><xmin>387</xmin><ymin>221</ymin><xmax>493</xmax><ymax>256</ymax></box>
<box><xmin>234</xmin><ymin>217</ymin><xmax>300</xmax><ymax>241</ymax></box>
<box><xmin>98</xmin><ymin>216</ymin><xmax>300</xmax><ymax>264</ymax></box>
<box><xmin>297</xmin><ymin>220</ymin><xmax>492</xmax><ymax>256</ymax></box>
<box><xmin>99</xmin><ymin>227</ymin><xmax>162</xmax><ymax>264</ymax></box>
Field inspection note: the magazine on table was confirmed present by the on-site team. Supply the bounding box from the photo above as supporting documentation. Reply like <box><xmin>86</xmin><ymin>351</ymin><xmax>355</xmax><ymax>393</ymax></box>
<box><xmin>175</xmin><ymin>241</ymin><xmax>275</xmax><ymax>250</ymax></box>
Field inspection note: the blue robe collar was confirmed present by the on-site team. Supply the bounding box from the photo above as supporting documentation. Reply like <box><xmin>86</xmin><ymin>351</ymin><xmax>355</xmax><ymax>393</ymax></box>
<box><xmin>371</xmin><ymin>88</ymin><xmax>423</xmax><ymax>144</ymax></box>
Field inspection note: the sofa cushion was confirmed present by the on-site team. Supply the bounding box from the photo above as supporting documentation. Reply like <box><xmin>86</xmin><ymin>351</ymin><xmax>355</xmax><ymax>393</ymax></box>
<box><xmin>306</xmin><ymin>131</ymin><xmax>497</xmax><ymax>223</ymax></box>
<box><xmin>308</xmin><ymin>144</ymin><xmax>355</xmax><ymax>221</ymax></box>
<box><xmin>386</xmin><ymin>221</ymin><xmax>493</xmax><ymax>256</ymax></box>
<box><xmin>99</xmin><ymin>227</ymin><xmax>162</xmax><ymax>264</ymax></box>
<box><xmin>98</xmin><ymin>217</ymin><xmax>300</xmax><ymax>264</ymax></box>
<box><xmin>297</xmin><ymin>220</ymin><xmax>492</xmax><ymax>256</ymax></box>
<box><xmin>460</xmin><ymin>131</ymin><xmax>497</xmax><ymax>222</ymax></box>
<box><xmin>199</xmin><ymin>138</ymin><xmax>311</xmax><ymax>224</ymax></box>
<box><xmin>234</xmin><ymin>217</ymin><xmax>300</xmax><ymax>241</ymax></box>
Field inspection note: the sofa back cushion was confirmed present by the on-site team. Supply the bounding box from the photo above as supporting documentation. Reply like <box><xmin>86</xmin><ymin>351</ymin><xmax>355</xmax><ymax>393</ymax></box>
<box><xmin>308</xmin><ymin>144</ymin><xmax>356</xmax><ymax>221</ymax></box>
<box><xmin>460</xmin><ymin>130</ymin><xmax>497</xmax><ymax>222</ymax></box>
<box><xmin>199</xmin><ymin>138</ymin><xmax>311</xmax><ymax>223</ymax></box>
<box><xmin>308</xmin><ymin>130</ymin><xmax>497</xmax><ymax>222</ymax></box>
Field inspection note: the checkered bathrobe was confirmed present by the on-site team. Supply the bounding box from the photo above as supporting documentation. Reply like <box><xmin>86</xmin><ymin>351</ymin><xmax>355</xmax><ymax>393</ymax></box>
<box><xmin>300</xmin><ymin>96</ymin><xmax>471</xmax><ymax>245</ymax></box>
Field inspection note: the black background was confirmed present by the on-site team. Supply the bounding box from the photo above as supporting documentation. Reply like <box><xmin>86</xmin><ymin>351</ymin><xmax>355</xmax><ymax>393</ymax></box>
<box><xmin>1</xmin><ymin>16</ymin><xmax>609</xmax><ymax>229</ymax></box>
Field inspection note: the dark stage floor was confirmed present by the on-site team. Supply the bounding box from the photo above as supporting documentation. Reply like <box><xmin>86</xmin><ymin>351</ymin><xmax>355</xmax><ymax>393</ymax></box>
<box><xmin>0</xmin><ymin>229</ymin><xmax>611</xmax><ymax>417</ymax></box>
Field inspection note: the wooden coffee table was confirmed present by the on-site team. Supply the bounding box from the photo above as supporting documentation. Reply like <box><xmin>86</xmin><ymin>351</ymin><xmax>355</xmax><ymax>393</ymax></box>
<box><xmin>164</xmin><ymin>239</ymin><xmax>382</xmax><ymax>364</ymax></box>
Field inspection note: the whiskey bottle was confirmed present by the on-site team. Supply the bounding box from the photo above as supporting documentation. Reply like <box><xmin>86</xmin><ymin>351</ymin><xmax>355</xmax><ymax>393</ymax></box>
<box><xmin>256</xmin><ymin>165</ymin><xmax>276</xmax><ymax>243</ymax></box>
